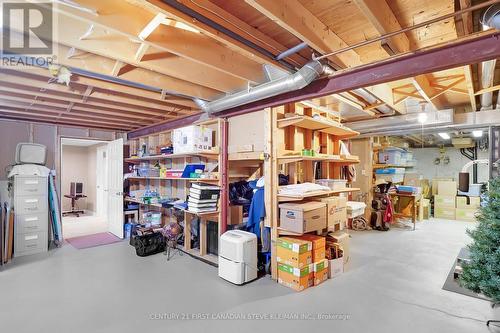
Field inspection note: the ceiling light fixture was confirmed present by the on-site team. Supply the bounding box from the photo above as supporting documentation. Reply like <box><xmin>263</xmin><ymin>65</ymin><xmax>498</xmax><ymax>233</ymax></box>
<box><xmin>438</xmin><ymin>132</ymin><xmax>451</xmax><ymax>140</ymax></box>
<box><xmin>417</xmin><ymin>112</ymin><xmax>428</xmax><ymax>124</ymax></box>
<box><xmin>472</xmin><ymin>130</ymin><xmax>483</xmax><ymax>138</ymax></box>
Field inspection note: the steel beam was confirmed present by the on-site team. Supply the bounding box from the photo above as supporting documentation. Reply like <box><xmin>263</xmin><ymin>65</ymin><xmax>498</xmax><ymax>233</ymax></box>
<box><xmin>214</xmin><ymin>31</ymin><xmax>500</xmax><ymax>118</ymax></box>
<box><xmin>127</xmin><ymin>112</ymin><xmax>208</xmax><ymax>138</ymax></box>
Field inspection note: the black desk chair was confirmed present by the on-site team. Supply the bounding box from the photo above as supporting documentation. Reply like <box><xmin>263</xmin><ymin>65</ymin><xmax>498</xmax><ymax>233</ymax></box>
<box><xmin>62</xmin><ymin>182</ymin><xmax>86</xmax><ymax>217</ymax></box>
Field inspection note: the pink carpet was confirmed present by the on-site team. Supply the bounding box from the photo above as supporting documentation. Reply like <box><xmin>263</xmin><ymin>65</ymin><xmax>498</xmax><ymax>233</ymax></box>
<box><xmin>66</xmin><ymin>232</ymin><xmax>122</xmax><ymax>249</ymax></box>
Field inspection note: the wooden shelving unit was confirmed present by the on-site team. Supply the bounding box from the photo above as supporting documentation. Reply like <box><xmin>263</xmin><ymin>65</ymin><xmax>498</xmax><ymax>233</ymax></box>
<box><xmin>125</xmin><ymin>118</ymin><xmax>223</xmax><ymax>264</ymax></box>
<box><xmin>265</xmin><ymin>103</ymin><xmax>360</xmax><ymax>280</ymax></box>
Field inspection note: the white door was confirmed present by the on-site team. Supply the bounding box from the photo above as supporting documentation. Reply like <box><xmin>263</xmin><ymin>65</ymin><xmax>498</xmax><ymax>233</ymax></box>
<box><xmin>96</xmin><ymin>145</ymin><xmax>108</xmax><ymax>218</ymax></box>
<box><xmin>107</xmin><ymin>138</ymin><xmax>124</xmax><ymax>238</ymax></box>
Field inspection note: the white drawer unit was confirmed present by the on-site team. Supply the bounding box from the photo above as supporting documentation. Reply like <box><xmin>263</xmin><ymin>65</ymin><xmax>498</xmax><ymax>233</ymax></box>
<box><xmin>11</xmin><ymin>175</ymin><xmax>49</xmax><ymax>257</ymax></box>
<box><xmin>14</xmin><ymin>231</ymin><xmax>48</xmax><ymax>256</ymax></box>
<box><xmin>14</xmin><ymin>176</ymin><xmax>48</xmax><ymax>197</ymax></box>
<box><xmin>15</xmin><ymin>213</ymin><xmax>48</xmax><ymax>234</ymax></box>
<box><xmin>15</xmin><ymin>195</ymin><xmax>48</xmax><ymax>215</ymax></box>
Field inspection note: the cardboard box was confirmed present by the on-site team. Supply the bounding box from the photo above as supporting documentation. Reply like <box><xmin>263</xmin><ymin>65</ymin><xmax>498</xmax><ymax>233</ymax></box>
<box><xmin>313</xmin><ymin>268</ymin><xmax>328</xmax><ymax>286</ymax></box>
<box><xmin>437</xmin><ymin>180</ymin><xmax>457</xmax><ymax>196</ymax></box>
<box><xmin>455</xmin><ymin>207</ymin><xmax>478</xmax><ymax>222</ymax></box>
<box><xmin>404</xmin><ymin>173</ymin><xmax>423</xmax><ymax>186</ymax></box>
<box><xmin>312</xmin><ymin>258</ymin><xmax>328</xmax><ymax>272</ymax></box>
<box><xmin>276</xmin><ymin>237</ymin><xmax>312</xmax><ymax>268</ymax></box>
<box><xmin>319</xmin><ymin>196</ymin><xmax>347</xmax><ymax>231</ymax></box>
<box><xmin>456</xmin><ymin>196</ymin><xmax>480</xmax><ymax>209</ymax></box>
<box><xmin>327</xmin><ymin>232</ymin><xmax>350</xmax><ymax>270</ymax></box>
<box><xmin>432</xmin><ymin>178</ymin><xmax>453</xmax><ymax>195</ymax></box>
<box><xmin>434</xmin><ymin>195</ymin><xmax>456</xmax><ymax>208</ymax></box>
<box><xmin>328</xmin><ymin>257</ymin><xmax>344</xmax><ymax>278</ymax></box>
<box><xmin>434</xmin><ymin>206</ymin><xmax>456</xmax><ymax>220</ymax></box>
<box><xmin>290</xmin><ymin>234</ymin><xmax>325</xmax><ymax>262</ymax></box>
<box><xmin>279</xmin><ymin>202</ymin><xmax>326</xmax><ymax>234</ymax></box>
<box><xmin>173</xmin><ymin>125</ymin><xmax>213</xmax><ymax>154</ymax></box>
<box><xmin>227</xmin><ymin>205</ymin><xmax>243</xmax><ymax>225</ymax></box>
<box><xmin>277</xmin><ymin>263</ymin><xmax>314</xmax><ymax>291</ymax></box>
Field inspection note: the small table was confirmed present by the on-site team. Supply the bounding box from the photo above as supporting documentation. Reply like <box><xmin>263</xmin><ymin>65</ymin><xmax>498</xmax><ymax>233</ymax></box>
<box><xmin>389</xmin><ymin>192</ymin><xmax>421</xmax><ymax>231</ymax></box>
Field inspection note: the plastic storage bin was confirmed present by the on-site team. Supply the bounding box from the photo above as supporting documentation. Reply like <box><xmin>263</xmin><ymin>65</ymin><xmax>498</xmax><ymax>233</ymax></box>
<box><xmin>375</xmin><ymin>168</ymin><xmax>405</xmax><ymax>183</ymax></box>
<box><xmin>142</xmin><ymin>211</ymin><xmax>162</xmax><ymax>225</ymax></box>
<box><xmin>378</xmin><ymin>148</ymin><xmax>404</xmax><ymax>165</ymax></box>
<box><xmin>315</xmin><ymin>179</ymin><xmax>347</xmax><ymax>190</ymax></box>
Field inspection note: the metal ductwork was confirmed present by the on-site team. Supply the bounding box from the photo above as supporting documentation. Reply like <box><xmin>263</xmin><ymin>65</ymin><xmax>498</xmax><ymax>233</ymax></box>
<box><xmin>195</xmin><ymin>61</ymin><xmax>325</xmax><ymax>114</ymax></box>
<box><xmin>351</xmin><ymin>88</ymin><xmax>394</xmax><ymax>114</ymax></box>
<box><xmin>480</xmin><ymin>4</ymin><xmax>500</xmax><ymax>110</ymax></box>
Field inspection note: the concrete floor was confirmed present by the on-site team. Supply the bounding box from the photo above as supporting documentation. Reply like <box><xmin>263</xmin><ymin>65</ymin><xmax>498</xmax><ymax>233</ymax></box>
<box><xmin>62</xmin><ymin>214</ymin><xmax>107</xmax><ymax>239</ymax></box>
<box><xmin>0</xmin><ymin>219</ymin><xmax>496</xmax><ymax>333</ymax></box>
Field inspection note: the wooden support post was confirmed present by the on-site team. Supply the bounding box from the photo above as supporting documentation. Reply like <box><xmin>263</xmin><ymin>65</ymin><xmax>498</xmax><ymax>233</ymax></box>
<box><xmin>199</xmin><ymin>217</ymin><xmax>207</xmax><ymax>256</ymax></box>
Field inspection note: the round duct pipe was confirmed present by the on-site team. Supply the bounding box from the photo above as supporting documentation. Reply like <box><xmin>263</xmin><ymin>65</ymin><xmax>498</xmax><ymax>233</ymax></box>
<box><xmin>481</xmin><ymin>4</ymin><xmax>500</xmax><ymax>29</ymax></box>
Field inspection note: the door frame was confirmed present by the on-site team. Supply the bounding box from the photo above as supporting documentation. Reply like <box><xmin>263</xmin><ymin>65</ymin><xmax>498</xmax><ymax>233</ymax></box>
<box><xmin>58</xmin><ymin>136</ymin><xmax>111</xmax><ymax>224</ymax></box>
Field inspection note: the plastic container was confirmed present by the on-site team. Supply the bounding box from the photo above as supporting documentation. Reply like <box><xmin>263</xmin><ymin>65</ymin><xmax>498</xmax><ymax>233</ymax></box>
<box><xmin>378</xmin><ymin>148</ymin><xmax>404</xmax><ymax>165</ymax></box>
<box><xmin>458</xmin><ymin>183</ymin><xmax>482</xmax><ymax>197</ymax></box>
<box><xmin>143</xmin><ymin>211</ymin><xmax>162</xmax><ymax>225</ymax></box>
<box><xmin>138</xmin><ymin>167</ymin><xmax>160</xmax><ymax>177</ymax></box>
<box><xmin>346</xmin><ymin>201</ymin><xmax>366</xmax><ymax>218</ymax></box>
<box><xmin>315</xmin><ymin>179</ymin><xmax>347</xmax><ymax>190</ymax></box>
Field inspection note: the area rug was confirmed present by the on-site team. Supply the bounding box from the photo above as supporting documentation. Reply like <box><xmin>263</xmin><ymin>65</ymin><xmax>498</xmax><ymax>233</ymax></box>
<box><xmin>66</xmin><ymin>232</ymin><xmax>122</xmax><ymax>250</ymax></box>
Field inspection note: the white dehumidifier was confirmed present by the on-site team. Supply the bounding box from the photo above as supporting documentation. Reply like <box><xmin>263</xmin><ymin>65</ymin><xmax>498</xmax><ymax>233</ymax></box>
<box><xmin>218</xmin><ymin>230</ymin><xmax>258</xmax><ymax>285</ymax></box>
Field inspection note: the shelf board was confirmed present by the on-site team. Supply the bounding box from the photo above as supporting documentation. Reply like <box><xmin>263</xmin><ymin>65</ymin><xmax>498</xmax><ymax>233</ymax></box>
<box><xmin>184</xmin><ymin>210</ymin><xmax>219</xmax><ymax>217</ymax></box>
<box><xmin>277</xmin><ymin>115</ymin><xmax>359</xmax><ymax>138</ymax></box>
<box><xmin>228</xmin><ymin>151</ymin><xmax>264</xmax><ymax>161</ymax></box>
<box><xmin>373</xmin><ymin>164</ymin><xmax>414</xmax><ymax>169</ymax></box>
<box><xmin>278</xmin><ymin>187</ymin><xmax>360</xmax><ymax>202</ymax></box>
<box><xmin>124</xmin><ymin>150</ymin><xmax>219</xmax><ymax>163</ymax></box>
<box><xmin>278</xmin><ymin>155</ymin><xmax>360</xmax><ymax>164</ymax></box>
<box><xmin>127</xmin><ymin>176</ymin><xmax>219</xmax><ymax>182</ymax></box>
<box><xmin>178</xmin><ymin>246</ymin><xmax>219</xmax><ymax>266</ymax></box>
<box><xmin>124</xmin><ymin>197</ymin><xmax>163</xmax><ymax>208</ymax></box>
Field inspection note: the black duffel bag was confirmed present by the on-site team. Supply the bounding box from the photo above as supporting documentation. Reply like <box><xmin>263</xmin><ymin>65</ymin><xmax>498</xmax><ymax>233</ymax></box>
<box><xmin>134</xmin><ymin>232</ymin><xmax>166</xmax><ymax>257</ymax></box>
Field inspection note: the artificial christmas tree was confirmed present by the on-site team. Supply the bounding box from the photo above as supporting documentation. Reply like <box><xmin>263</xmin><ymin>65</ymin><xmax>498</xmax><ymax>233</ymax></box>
<box><xmin>460</xmin><ymin>177</ymin><xmax>500</xmax><ymax>305</ymax></box>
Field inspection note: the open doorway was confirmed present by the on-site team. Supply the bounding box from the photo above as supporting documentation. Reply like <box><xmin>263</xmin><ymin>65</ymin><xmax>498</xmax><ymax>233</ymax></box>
<box><xmin>60</xmin><ymin>138</ymin><xmax>124</xmax><ymax>240</ymax></box>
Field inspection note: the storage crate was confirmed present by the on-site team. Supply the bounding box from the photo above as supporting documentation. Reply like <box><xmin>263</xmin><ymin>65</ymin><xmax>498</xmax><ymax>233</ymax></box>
<box><xmin>378</xmin><ymin>148</ymin><xmax>404</xmax><ymax>165</ymax></box>
<box><xmin>314</xmin><ymin>179</ymin><xmax>347</xmax><ymax>190</ymax></box>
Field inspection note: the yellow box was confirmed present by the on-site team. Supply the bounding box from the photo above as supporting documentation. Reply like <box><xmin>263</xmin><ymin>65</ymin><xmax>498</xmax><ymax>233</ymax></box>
<box><xmin>456</xmin><ymin>196</ymin><xmax>480</xmax><ymax>209</ymax></box>
<box><xmin>434</xmin><ymin>206</ymin><xmax>456</xmax><ymax>220</ymax></box>
<box><xmin>290</xmin><ymin>234</ymin><xmax>325</xmax><ymax>262</ymax></box>
<box><xmin>277</xmin><ymin>263</ymin><xmax>314</xmax><ymax>291</ymax></box>
<box><xmin>437</xmin><ymin>181</ymin><xmax>457</xmax><ymax>196</ymax></box>
<box><xmin>456</xmin><ymin>208</ymin><xmax>478</xmax><ymax>222</ymax></box>
<box><xmin>434</xmin><ymin>195</ymin><xmax>456</xmax><ymax>208</ymax></box>
<box><xmin>276</xmin><ymin>237</ymin><xmax>312</xmax><ymax>268</ymax></box>
<box><xmin>313</xmin><ymin>268</ymin><xmax>328</xmax><ymax>286</ymax></box>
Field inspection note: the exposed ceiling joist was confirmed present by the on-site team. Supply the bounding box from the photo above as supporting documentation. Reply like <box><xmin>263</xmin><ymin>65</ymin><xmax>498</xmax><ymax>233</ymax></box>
<box><xmin>145</xmin><ymin>0</ymin><xmax>305</xmax><ymax>69</ymax></box>
<box><xmin>8</xmin><ymin>13</ymin><xmax>245</xmax><ymax>93</ymax></box>
<box><xmin>0</xmin><ymin>70</ymin><xmax>187</xmax><ymax>117</ymax></box>
<box><xmin>59</xmin><ymin>0</ymin><xmax>268</xmax><ymax>82</ymax></box>
<box><xmin>411</xmin><ymin>75</ymin><xmax>448</xmax><ymax>110</ymax></box>
<box><xmin>244</xmin><ymin>0</ymin><xmax>361</xmax><ymax>68</ymax></box>
<box><xmin>353</xmin><ymin>0</ymin><xmax>410</xmax><ymax>54</ymax></box>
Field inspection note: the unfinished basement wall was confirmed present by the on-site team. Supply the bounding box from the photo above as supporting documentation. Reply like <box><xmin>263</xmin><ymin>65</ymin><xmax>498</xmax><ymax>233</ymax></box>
<box><xmin>411</xmin><ymin>147</ymin><xmax>489</xmax><ymax>183</ymax></box>
<box><xmin>228</xmin><ymin>110</ymin><xmax>265</xmax><ymax>154</ymax></box>
<box><xmin>0</xmin><ymin>118</ymin><xmax>125</xmax><ymax>198</ymax></box>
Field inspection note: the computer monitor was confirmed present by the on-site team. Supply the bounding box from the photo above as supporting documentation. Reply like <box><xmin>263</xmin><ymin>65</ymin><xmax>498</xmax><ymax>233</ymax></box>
<box><xmin>70</xmin><ymin>182</ymin><xmax>83</xmax><ymax>196</ymax></box>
